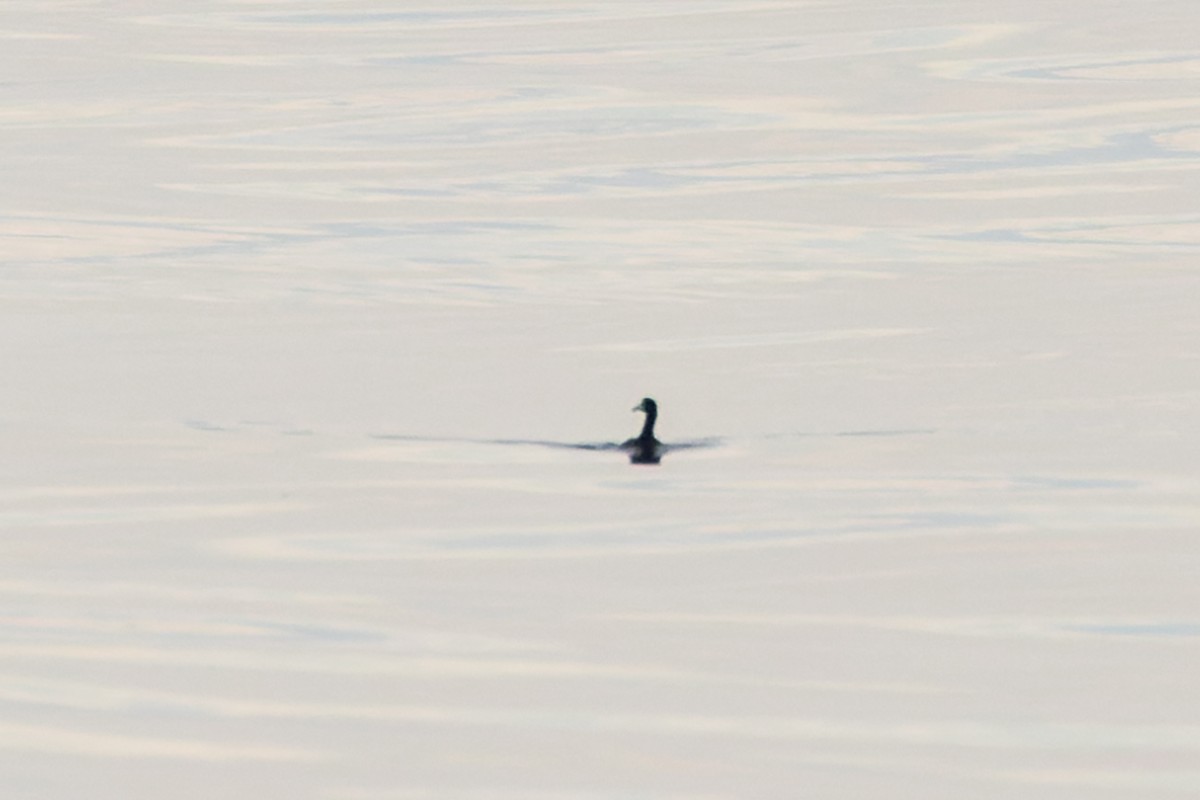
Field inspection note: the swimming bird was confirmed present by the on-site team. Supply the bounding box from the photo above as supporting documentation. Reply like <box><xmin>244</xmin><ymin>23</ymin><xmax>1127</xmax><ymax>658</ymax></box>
<box><xmin>622</xmin><ymin>397</ymin><xmax>662</xmax><ymax>465</ymax></box>
<box><xmin>370</xmin><ymin>395</ymin><xmax>720</xmax><ymax>463</ymax></box>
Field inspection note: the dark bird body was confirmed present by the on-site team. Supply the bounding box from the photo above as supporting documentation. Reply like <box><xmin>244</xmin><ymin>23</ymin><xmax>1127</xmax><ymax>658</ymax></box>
<box><xmin>622</xmin><ymin>397</ymin><xmax>662</xmax><ymax>465</ymax></box>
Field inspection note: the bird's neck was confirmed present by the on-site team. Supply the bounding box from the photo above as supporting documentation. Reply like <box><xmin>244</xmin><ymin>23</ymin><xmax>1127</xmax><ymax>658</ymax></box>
<box><xmin>639</xmin><ymin>408</ymin><xmax>657</xmax><ymax>440</ymax></box>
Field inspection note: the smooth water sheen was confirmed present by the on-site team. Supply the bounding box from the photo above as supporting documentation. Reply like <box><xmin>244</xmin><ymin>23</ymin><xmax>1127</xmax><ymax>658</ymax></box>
<box><xmin>2</xmin><ymin>1</ymin><xmax>1199</xmax><ymax>798</ymax></box>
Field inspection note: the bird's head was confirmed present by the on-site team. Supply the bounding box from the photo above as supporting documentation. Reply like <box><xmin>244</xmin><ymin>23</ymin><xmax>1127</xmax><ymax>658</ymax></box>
<box><xmin>632</xmin><ymin>397</ymin><xmax>657</xmax><ymax>414</ymax></box>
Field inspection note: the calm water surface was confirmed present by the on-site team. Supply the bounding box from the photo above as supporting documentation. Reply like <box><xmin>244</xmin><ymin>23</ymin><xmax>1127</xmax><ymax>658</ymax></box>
<box><xmin>1</xmin><ymin>1</ymin><xmax>1199</xmax><ymax>798</ymax></box>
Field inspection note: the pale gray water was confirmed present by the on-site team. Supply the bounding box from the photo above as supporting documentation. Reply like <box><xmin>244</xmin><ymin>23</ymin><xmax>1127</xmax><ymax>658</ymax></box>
<box><xmin>2</xmin><ymin>1</ymin><xmax>1199</xmax><ymax>798</ymax></box>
